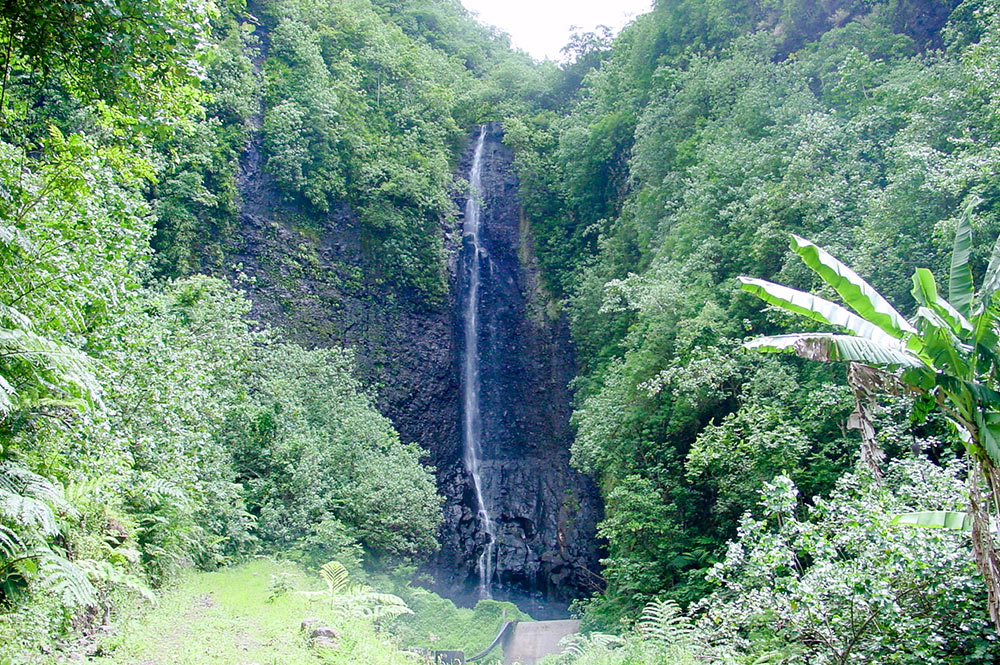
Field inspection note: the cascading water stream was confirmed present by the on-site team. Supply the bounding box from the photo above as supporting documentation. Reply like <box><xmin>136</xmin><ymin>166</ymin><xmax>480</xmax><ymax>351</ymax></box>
<box><xmin>462</xmin><ymin>126</ymin><xmax>496</xmax><ymax>600</ymax></box>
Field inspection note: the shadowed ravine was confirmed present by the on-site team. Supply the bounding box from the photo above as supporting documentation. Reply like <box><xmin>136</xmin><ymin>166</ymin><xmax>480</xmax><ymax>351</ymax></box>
<box><xmin>438</xmin><ymin>123</ymin><xmax>603</xmax><ymax>615</ymax></box>
<box><xmin>230</xmin><ymin>102</ymin><xmax>601</xmax><ymax>613</ymax></box>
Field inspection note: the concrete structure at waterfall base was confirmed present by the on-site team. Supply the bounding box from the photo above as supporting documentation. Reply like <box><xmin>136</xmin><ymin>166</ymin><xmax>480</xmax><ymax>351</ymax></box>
<box><xmin>502</xmin><ymin>620</ymin><xmax>581</xmax><ymax>665</ymax></box>
<box><xmin>440</xmin><ymin>619</ymin><xmax>579</xmax><ymax>665</ymax></box>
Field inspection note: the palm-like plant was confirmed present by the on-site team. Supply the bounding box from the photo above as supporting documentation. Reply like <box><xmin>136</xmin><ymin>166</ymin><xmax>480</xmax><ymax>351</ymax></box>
<box><xmin>739</xmin><ymin>200</ymin><xmax>1000</xmax><ymax>627</ymax></box>
<box><xmin>303</xmin><ymin>560</ymin><xmax>412</xmax><ymax>621</ymax></box>
<box><xmin>0</xmin><ymin>462</ymin><xmax>96</xmax><ymax>608</ymax></box>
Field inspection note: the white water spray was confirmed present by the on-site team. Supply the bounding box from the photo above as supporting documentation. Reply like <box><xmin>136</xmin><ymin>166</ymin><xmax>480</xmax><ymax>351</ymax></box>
<box><xmin>462</xmin><ymin>126</ymin><xmax>496</xmax><ymax>599</ymax></box>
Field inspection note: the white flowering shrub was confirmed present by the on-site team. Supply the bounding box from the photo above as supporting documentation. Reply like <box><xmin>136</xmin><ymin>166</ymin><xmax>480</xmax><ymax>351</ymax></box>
<box><xmin>696</xmin><ymin>458</ymin><xmax>999</xmax><ymax>664</ymax></box>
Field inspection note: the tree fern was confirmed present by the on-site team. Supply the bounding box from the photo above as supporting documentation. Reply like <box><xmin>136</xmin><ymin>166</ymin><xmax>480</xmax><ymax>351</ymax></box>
<box><xmin>0</xmin><ymin>465</ymin><xmax>67</xmax><ymax>535</ymax></box>
<box><xmin>312</xmin><ymin>560</ymin><xmax>412</xmax><ymax>621</ymax></box>
<box><xmin>320</xmin><ymin>560</ymin><xmax>349</xmax><ymax>594</ymax></box>
<box><xmin>0</xmin><ymin>310</ymin><xmax>101</xmax><ymax>417</ymax></box>
<box><xmin>0</xmin><ymin>492</ymin><xmax>60</xmax><ymax>536</ymax></box>
<box><xmin>77</xmin><ymin>558</ymin><xmax>155</xmax><ymax>603</ymax></box>
<box><xmin>37</xmin><ymin>551</ymin><xmax>97</xmax><ymax>608</ymax></box>
<box><xmin>0</xmin><ymin>524</ymin><xmax>22</xmax><ymax>559</ymax></box>
<box><xmin>0</xmin><ymin>462</ymin><xmax>96</xmax><ymax>608</ymax></box>
<box><xmin>332</xmin><ymin>585</ymin><xmax>412</xmax><ymax>620</ymax></box>
<box><xmin>0</xmin><ymin>462</ymin><xmax>74</xmax><ymax>512</ymax></box>
<box><xmin>142</xmin><ymin>478</ymin><xmax>187</xmax><ymax>502</ymax></box>
<box><xmin>63</xmin><ymin>474</ymin><xmax>109</xmax><ymax>506</ymax></box>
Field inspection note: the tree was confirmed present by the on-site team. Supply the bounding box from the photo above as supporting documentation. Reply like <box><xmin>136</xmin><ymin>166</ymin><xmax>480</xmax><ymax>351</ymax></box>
<box><xmin>0</xmin><ymin>0</ymin><xmax>215</xmax><ymax>118</ymax></box>
<box><xmin>739</xmin><ymin>200</ymin><xmax>1000</xmax><ymax>627</ymax></box>
<box><xmin>698</xmin><ymin>460</ymin><xmax>996</xmax><ymax>664</ymax></box>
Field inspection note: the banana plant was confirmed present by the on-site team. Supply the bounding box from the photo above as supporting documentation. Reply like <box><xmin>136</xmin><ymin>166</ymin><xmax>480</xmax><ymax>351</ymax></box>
<box><xmin>739</xmin><ymin>199</ymin><xmax>1000</xmax><ymax>628</ymax></box>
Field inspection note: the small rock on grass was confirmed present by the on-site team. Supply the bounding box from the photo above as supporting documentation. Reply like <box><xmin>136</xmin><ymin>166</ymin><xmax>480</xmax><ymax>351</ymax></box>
<box><xmin>310</xmin><ymin>626</ymin><xmax>340</xmax><ymax>641</ymax></box>
<box><xmin>312</xmin><ymin>636</ymin><xmax>339</xmax><ymax>651</ymax></box>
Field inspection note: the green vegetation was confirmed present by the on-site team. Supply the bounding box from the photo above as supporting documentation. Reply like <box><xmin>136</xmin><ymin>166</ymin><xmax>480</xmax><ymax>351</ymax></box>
<box><xmin>4</xmin><ymin>0</ymin><xmax>1000</xmax><ymax>663</ymax></box>
<box><xmin>739</xmin><ymin>211</ymin><xmax>1000</xmax><ymax>623</ymax></box>
<box><xmin>393</xmin><ymin>585</ymin><xmax>531</xmax><ymax>656</ymax></box>
<box><xmin>0</xmin><ymin>3</ymin><xmax>446</xmax><ymax>659</ymax></box>
<box><xmin>497</xmin><ymin>0</ymin><xmax>1000</xmax><ymax>630</ymax></box>
<box><xmin>85</xmin><ymin>558</ymin><xmax>524</xmax><ymax>665</ymax></box>
<box><xmin>92</xmin><ymin>558</ymin><xmax>418</xmax><ymax>665</ymax></box>
<box><xmin>543</xmin><ymin>458</ymin><xmax>995</xmax><ymax>664</ymax></box>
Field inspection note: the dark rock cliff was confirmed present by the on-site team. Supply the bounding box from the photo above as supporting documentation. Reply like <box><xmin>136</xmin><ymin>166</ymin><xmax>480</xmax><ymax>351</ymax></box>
<box><xmin>230</xmin><ymin>115</ymin><xmax>601</xmax><ymax>614</ymax></box>
<box><xmin>437</xmin><ymin>123</ymin><xmax>602</xmax><ymax>614</ymax></box>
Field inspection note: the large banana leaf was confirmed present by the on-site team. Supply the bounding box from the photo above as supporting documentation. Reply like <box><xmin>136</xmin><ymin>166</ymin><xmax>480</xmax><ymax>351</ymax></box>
<box><xmin>950</xmin><ymin>200</ymin><xmax>977</xmax><ymax>318</ymax></box>
<box><xmin>744</xmin><ymin>333</ymin><xmax>925</xmax><ymax>368</ymax></box>
<box><xmin>973</xmin><ymin>300</ymin><xmax>1000</xmax><ymax>351</ymax></box>
<box><xmin>976</xmin><ymin>411</ymin><xmax>1000</xmax><ymax>467</ymax></box>
<box><xmin>914</xmin><ymin>307</ymin><xmax>972</xmax><ymax>375</ymax></box>
<box><xmin>892</xmin><ymin>511</ymin><xmax>972</xmax><ymax>530</ymax></box>
<box><xmin>912</xmin><ymin>268</ymin><xmax>972</xmax><ymax>335</ymax></box>
<box><xmin>790</xmin><ymin>235</ymin><xmax>916</xmax><ymax>338</ymax></box>
<box><xmin>981</xmin><ymin>232</ymin><xmax>1000</xmax><ymax>306</ymax></box>
<box><xmin>738</xmin><ymin>277</ymin><xmax>903</xmax><ymax>346</ymax></box>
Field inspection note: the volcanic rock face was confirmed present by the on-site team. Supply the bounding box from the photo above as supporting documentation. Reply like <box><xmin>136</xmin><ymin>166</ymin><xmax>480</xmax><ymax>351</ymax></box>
<box><xmin>231</xmin><ymin>116</ymin><xmax>601</xmax><ymax>614</ymax></box>
<box><xmin>436</xmin><ymin>123</ymin><xmax>602</xmax><ymax>613</ymax></box>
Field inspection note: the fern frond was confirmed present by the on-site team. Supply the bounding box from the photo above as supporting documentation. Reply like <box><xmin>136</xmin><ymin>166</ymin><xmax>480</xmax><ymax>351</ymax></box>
<box><xmin>77</xmin><ymin>558</ymin><xmax>155</xmax><ymax>603</ymax></box>
<box><xmin>0</xmin><ymin>372</ymin><xmax>14</xmax><ymax>414</ymax></box>
<box><xmin>0</xmin><ymin>463</ymin><xmax>75</xmax><ymax>516</ymax></box>
<box><xmin>330</xmin><ymin>584</ymin><xmax>411</xmax><ymax>619</ymax></box>
<box><xmin>100</xmin><ymin>542</ymin><xmax>141</xmax><ymax>566</ymax></box>
<box><xmin>0</xmin><ymin>303</ymin><xmax>33</xmax><ymax>331</ymax></box>
<box><xmin>320</xmin><ymin>560</ymin><xmax>349</xmax><ymax>594</ymax></box>
<box><xmin>0</xmin><ymin>325</ymin><xmax>101</xmax><ymax>414</ymax></box>
<box><xmin>0</xmin><ymin>491</ymin><xmax>59</xmax><ymax>536</ymax></box>
<box><xmin>587</xmin><ymin>633</ymin><xmax>624</xmax><ymax>650</ymax></box>
<box><xmin>359</xmin><ymin>604</ymin><xmax>413</xmax><ymax>620</ymax></box>
<box><xmin>638</xmin><ymin>599</ymin><xmax>695</xmax><ymax>649</ymax></box>
<box><xmin>560</xmin><ymin>632</ymin><xmax>624</xmax><ymax>656</ymax></box>
<box><xmin>560</xmin><ymin>634</ymin><xmax>588</xmax><ymax>657</ymax></box>
<box><xmin>64</xmin><ymin>475</ymin><xmax>109</xmax><ymax>505</ymax></box>
<box><xmin>132</xmin><ymin>476</ymin><xmax>188</xmax><ymax>507</ymax></box>
<box><xmin>35</xmin><ymin>551</ymin><xmax>97</xmax><ymax>608</ymax></box>
<box><xmin>344</xmin><ymin>586</ymin><xmax>409</xmax><ymax>607</ymax></box>
<box><xmin>0</xmin><ymin>523</ymin><xmax>23</xmax><ymax>558</ymax></box>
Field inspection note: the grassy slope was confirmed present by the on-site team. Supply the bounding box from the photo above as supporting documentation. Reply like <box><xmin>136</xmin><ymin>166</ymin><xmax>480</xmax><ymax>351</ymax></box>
<box><xmin>91</xmin><ymin>559</ymin><xmax>415</xmax><ymax>665</ymax></box>
<box><xmin>393</xmin><ymin>587</ymin><xmax>532</xmax><ymax>657</ymax></box>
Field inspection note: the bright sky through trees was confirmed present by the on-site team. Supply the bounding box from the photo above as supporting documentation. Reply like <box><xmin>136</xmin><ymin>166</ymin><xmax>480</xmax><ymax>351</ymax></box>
<box><xmin>460</xmin><ymin>0</ymin><xmax>653</xmax><ymax>61</ymax></box>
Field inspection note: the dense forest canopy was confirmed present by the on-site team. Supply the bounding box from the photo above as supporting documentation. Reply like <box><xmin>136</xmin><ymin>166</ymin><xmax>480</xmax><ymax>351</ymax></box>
<box><xmin>2</xmin><ymin>0</ymin><xmax>1000</xmax><ymax>662</ymax></box>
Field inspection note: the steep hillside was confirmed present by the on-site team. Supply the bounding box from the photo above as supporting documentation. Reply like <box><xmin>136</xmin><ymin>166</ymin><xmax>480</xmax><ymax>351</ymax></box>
<box><xmin>503</xmin><ymin>0</ymin><xmax>1000</xmax><ymax>622</ymax></box>
<box><xmin>152</xmin><ymin>0</ymin><xmax>604</xmax><ymax>608</ymax></box>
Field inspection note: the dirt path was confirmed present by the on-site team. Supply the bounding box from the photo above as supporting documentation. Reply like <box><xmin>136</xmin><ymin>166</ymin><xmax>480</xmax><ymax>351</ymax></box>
<box><xmin>91</xmin><ymin>561</ymin><xmax>322</xmax><ymax>665</ymax></box>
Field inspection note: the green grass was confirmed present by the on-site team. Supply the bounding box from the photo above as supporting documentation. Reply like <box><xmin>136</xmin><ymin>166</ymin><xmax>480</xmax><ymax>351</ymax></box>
<box><xmin>91</xmin><ymin>558</ymin><xmax>416</xmax><ymax>665</ymax></box>
<box><xmin>392</xmin><ymin>586</ymin><xmax>532</xmax><ymax>661</ymax></box>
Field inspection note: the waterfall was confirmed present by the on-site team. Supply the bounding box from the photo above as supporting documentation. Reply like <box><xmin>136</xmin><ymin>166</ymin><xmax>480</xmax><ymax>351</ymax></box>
<box><xmin>462</xmin><ymin>126</ymin><xmax>496</xmax><ymax>599</ymax></box>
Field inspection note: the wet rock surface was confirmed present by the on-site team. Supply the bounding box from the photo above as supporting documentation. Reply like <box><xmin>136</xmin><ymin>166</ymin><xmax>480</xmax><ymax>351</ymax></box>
<box><xmin>434</xmin><ymin>123</ymin><xmax>602</xmax><ymax>614</ymax></box>
<box><xmin>229</xmin><ymin>113</ymin><xmax>600</xmax><ymax>614</ymax></box>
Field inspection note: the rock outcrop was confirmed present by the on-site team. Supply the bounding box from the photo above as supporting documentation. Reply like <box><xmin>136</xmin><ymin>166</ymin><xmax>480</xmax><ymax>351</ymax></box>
<box><xmin>230</xmin><ymin>116</ymin><xmax>601</xmax><ymax>614</ymax></box>
<box><xmin>435</xmin><ymin>124</ymin><xmax>602</xmax><ymax>614</ymax></box>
